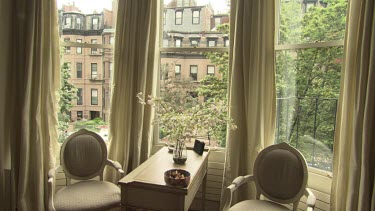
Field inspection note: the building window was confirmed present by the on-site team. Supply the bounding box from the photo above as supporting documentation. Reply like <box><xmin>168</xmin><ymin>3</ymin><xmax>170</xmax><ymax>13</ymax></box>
<box><xmin>109</xmin><ymin>62</ymin><xmax>113</xmax><ymax>78</ymax></box>
<box><xmin>92</xmin><ymin>17</ymin><xmax>99</xmax><ymax>30</ymax></box>
<box><xmin>190</xmin><ymin>65</ymin><xmax>198</xmax><ymax>81</ymax></box>
<box><xmin>77</xmin><ymin>88</ymin><xmax>83</xmax><ymax>105</ymax></box>
<box><xmin>77</xmin><ymin>111</ymin><xmax>83</xmax><ymax>120</ymax></box>
<box><xmin>224</xmin><ymin>38</ymin><xmax>230</xmax><ymax>47</ymax></box>
<box><xmin>215</xmin><ymin>17</ymin><xmax>221</xmax><ymax>26</ymax></box>
<box><xmin>64</xmin><ymin>17</ymin><xmax>71</xmax><ymax>28</ymax></box>
<box><xmin>192</xmin><ymin>10</ymin><xmax>200</xmax><ymax>24</ymax></box>
<box><xmin>175</xmin><ymin>65</ymin><xmax>181</xmax><ymax>79</ymax></box>
<box><xmin>91</xmin><ymin>39</ymin><xmax>97</xmax><ymax>54</ymax></box>
<box><xmin>76</xmin><ymin>39</ymin><xmax>82</xmax><ymax>54</ymax></box>
<box><xmin>91</xmin><ymin>89</ymin><xmax>98</xmax><ymax>105</ymax></box>
<box><xmin>76</xmin><ymin>63</ymin><xmax>82</xmax><ymax>78</ymax></box>
<box><xmin>207</xmin><ymin>39</ymin><xmax>217</xmax><ymax>47</ymax></box>
<box><xmin>91</xmin><ymin>63</ymin><xmax>98</xmax><ymax>79</ymax></box>
<box><xmin>175</xmin><ymin>11</ymin><xmax>182</xmax><ymax>25</ymax></box>
<box><xmin>190</xmin><ymin>39</ymin><xmax>199</xmax><ymax>47</ymax></box>
<box><xmin>76</xmin><ymin>17</ymin><xmax>82</xmax><ymax>28</ymax></box>
<box><xmin>109</xmin><ymin>36</ymin><xmax>115</xmax><ymax>45</ymax></box>
<box><xmin>64</xmin><ymin>38</ymin><xmax>70</xmax><ymax>53</ymax></box>
<box><xmin>175</xmin><ymin>38</ymin><xmax>182</xmax><ymax>47</ymax></box>
<box><xmin>207</xmin><ymin>65</ymin><xmax>215</xmax><ymax>75</ymax></box>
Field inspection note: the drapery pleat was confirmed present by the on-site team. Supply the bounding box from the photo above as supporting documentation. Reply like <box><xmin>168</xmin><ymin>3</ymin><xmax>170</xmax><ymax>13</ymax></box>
<box><xmin>1</xmin><ymin>0</ymin><xmax>60</xmax><ymax>210</ymax></box>
<box><xmin>331</xmin><ymin>0</ymin><xmax>375</xmax><ymax>210</ymax></box>
<box><xmin>105</xmin><ymin>0</ymin><xmax>159</xmax><ymax>182</ymax></box>
<box><xmin>221</xmin><ymin>0</ymin><xmax>276</xmax><ymax>207</ymax></box>
<box><xmin>0</xmin><ymin>0</ymin><xmax>12</xmax><ymax>209</ymax></box>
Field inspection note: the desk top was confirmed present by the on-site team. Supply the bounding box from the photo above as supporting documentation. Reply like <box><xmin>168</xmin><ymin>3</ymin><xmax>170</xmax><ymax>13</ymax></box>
<box><xmin>119</xmin><ymin>147</ymin><xmax>209</xmax><ymax>195</ymax></box>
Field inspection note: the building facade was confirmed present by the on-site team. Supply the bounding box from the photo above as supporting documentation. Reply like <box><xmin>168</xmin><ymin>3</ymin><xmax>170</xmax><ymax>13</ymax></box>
<box><xmin>59</xmin><ymin>4</ymin><xmax>115</xmax><ymax>122</ymax></box>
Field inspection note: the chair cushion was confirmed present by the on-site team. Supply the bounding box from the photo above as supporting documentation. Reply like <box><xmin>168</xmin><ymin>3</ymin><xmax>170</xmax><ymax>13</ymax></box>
<box><xmin>230</xmin><ymin>200</ymin><xmax>289</xmax><ymax>211</ymax></box>
<box><xmin>54</xmin><ymin>180</ymin><xmax>121</xmax><ymax>211</ymax></box>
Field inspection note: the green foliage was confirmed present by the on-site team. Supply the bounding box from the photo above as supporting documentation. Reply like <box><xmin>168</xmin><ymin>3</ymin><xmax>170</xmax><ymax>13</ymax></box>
<box><xmin>58</xmin><ymin>62</ymin><xmax>77</xmax><ymax>143</ymax></box>
<box><xmin>73</xmin><ymin>118</ymin><xmax>106</xmax><ymax>132</ymax></box>
<box><xmin>276</xmin><ymin>0</ymin><xmax>347</xmax><ymax>171</ymax></box>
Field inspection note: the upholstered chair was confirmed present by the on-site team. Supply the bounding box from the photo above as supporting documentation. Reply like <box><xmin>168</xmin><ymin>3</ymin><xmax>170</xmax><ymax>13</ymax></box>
<box><xmin>48</xmin><ymin>129</ymin><xmax>125</xmax><ymax>211</ymax></box>
<box><xmin>222</xmin><ymin>142</ymin><xmax>316</xmax><ymax>211</ymax></box>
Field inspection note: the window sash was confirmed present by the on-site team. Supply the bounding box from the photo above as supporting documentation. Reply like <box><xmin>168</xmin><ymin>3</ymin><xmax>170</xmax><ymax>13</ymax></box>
<box><xmin>207</xmin><ymin>66</ymin><xmax>215</xmax><ymax>75</ymax></box>
<box><xmin>77</xmin><ymin>88</ymin><xmax>83</xmax><ymax>105</ymax></box>
<box><xmin>91</xmin><ymin>89</ymin><xmax>98</xmax><ymax>105</ymax></box>
<box><xmin>76</xmin><ymin>63</ymin><xmax>82</xmax><ymax>78</ymax></box>
<box><xmin>91</xmin><ymin>63</ymin><xmax>98</xmax><ymax>78</ymax></box>
<box><xmin>192</xmin><ymin>10</ymin><xmax>200</xmax><ymax>24</ymax></box>
<box><xmin>175</xmin><ymin>11</ymin><xmax>182</xmax><ymax>25</ymax></box>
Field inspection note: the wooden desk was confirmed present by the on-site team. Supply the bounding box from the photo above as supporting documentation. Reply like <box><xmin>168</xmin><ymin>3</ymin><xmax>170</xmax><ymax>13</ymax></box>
<box><xmin>119</xmin><ymin>147</ymin><xmax>210</xmax><ymax>211</ymax></box>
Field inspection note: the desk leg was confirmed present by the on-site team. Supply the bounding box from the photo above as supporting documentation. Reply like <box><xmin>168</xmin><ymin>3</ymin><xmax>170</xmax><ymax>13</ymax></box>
<box><xmin>201</xmin><ymin>173</ymin><xmax>207</xmax><ymax>211</ymax></box>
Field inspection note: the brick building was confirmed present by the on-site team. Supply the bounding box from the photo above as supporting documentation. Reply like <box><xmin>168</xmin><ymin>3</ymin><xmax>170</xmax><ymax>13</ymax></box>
<box><xmin>59</xmin><ymin>3</ymin><xmax>115</xmax><ymax>122</ymax></box>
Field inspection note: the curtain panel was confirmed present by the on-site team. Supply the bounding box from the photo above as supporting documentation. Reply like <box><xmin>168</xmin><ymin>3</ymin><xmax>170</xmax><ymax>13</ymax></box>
<box><xmin>222</xmin><ymin>0</ymin><xmax>276</xmax><ymax>206</ymax></box>
<box><xmin>331</xmin><ymin>0</ymin><xmax>375</xmax><ymax>210</ymax></box>
<box><xmin>2</xmin><ymin>0</ymin><xmax>61</xmax><ymax>210</ymax></box>
<box><xmin>0</xmin><ymin>0</ymin><xmax>12</xmax><ymax>209</ymax></box>
<box><xmin>105</xmin><ymin>0</ymin><xmax>159</xmax><ymax>181</ymax></box>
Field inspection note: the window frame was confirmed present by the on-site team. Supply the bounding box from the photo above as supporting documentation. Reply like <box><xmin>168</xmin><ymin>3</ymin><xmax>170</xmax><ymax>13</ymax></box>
<box><xmin>91</xmin><ymin>39</ymin><xmax>98</xmax><ymax>54</ymax></box>
<box><xmin>76</xmin><ymin>39</ymin><xmax>82</xmax><ymax>54</ymax></box>
<box><xmin>91</xmin><ymin>89</ymin><xmax>98</xmax><ymax>105</ymax></box>
<box><xmin>192</xmin><ymin>10</ymin><xmax>200</xmax><ymax>24</ymax></box>
<box><xmin>207</xmin><ymin>39</ymin><xmax>217</xmax><ymax>47</ymax></box>
<box><xmin>76</xmin><ymin>62</ymin><xmax>82</xmax><ymax>78</ymax></box>
<box><xmin>92</xmin><ymin>17</ymin><xmax>99</xmax><ymax>30</ymax></box>
<box><xmin>156</xmin><ymin>0</ymin><xmax>230</xmax><ymax>146</ymax></box>
<box><xmin>274</xmin><ymin>0</ymin><xmax>344</xmax><ymax>177</ymax></box>
<box><xmin>189</xmin><ymin>65</ymin><xmax>198</xmax><ymax>81</ymax></box>
<box><xmin>91</xmin><ymin>63</ymin><xmax>98</xmax><ymax>79</ymax></box>
<box><xmin>175</xmin><ymin>64</ymin><xmax>181</xmax><ymax>79</ymax></box>
<box><xmin>77</xmin><ymin>88</ymin><xmax>83</xmax><ymax>105</ymax></box>
<box><xmin>77</xmin><ymin>111</ymin><xmax>83</xmax><ymax>120</ymax></box>
<box><xmin>175</xmin><ymin>10</ymin><xmax>183</xmax><ymax>25</ymax></box>
<box><xmin>175</xmin><ymin>38</ymin><xmax>182</xmax><ymax>47</ymax></box>
<box><xmin>207</xmin><ymin>65</ymin><xmax>215</xmax><ymax>75</ymax></box>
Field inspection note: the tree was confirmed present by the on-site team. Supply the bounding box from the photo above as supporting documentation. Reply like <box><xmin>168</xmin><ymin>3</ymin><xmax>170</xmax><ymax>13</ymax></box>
<box><xmin>195</xmin><ymin>23</ymin><xmax>231</xmax><ymax>147</ymax></box>
<box><xmin>276</xmin><ymin>0</ymin><xmax>347</xmax><ymax>170</ymax></box>
<box><xmin>58</xmin><ymin>62</ymin><xmax>77</xmax><ymax>142</ymax></box>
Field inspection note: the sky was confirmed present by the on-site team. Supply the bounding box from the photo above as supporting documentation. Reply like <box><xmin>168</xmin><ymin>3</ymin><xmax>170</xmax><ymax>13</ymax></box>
<box><xmin>57</xmin><ymin>0</ymin><xmax>229</xmax><ymax>14</ymax></box>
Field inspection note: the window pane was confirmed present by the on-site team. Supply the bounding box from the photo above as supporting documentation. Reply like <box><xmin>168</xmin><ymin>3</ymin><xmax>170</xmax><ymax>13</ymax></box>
<box><xmin>275</xmin><ymin>46</ymin><xmax>343</xmax><ymax>171</ymax></box>
<box><xmin>192</xmin><ymin>10</ymin><xmax>200</xmax><ymax>24</ymax></box>
<box><xmin>277</xmin><ymin>0</ymin><xmax>348</xmax><ymax>45</ymax></box>
<box><xmin>91</xmin><ymin>39</ymin><xmax>98</xmax><ymax>54</ymax></box>
<box><xmin>77</xmin><ymin>88</ymin><xmax>83</xmax><ymax>105</ymax></box>
<box><xmin>91</xmin><ymin>89</ymin><xmax>98</xmax><ymax>105</ymax></box>
<box><xmin>91</xmin><ymin>63</ymin><xmax>98</xmax><ymax>79</ymax></box>
<box><xmin>207</xmin><ymin>65</ymin><xmax>215</xmax><ymax>75</ymax></box>
<box><xmin>57</xmin><ymin>0</ymin><xmax>116</xmax><ymax>143</ymax></box>
<box><xmin>76</xmin><ymin>39</ymin><xmax>82</xmax><ymax>54</ymax></box>
<box><xmin>76</xmin><ymin>62</ymin><xmax>82</xmax><ymax>78</ymax></box>
<box><xmin>175</xmin><ymin>11</ymin><xmax>182</xmax><ymax>25</ymax></box>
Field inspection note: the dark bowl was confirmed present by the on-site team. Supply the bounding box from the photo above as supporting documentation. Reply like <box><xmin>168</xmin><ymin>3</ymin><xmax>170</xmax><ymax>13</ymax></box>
<box><xmin>164</xmin><ymin>169</ymin><xmax>191</xmax><ymax>187</ymax></box>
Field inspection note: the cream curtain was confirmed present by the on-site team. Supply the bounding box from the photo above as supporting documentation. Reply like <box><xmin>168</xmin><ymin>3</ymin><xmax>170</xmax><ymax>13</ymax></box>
<box><xmin>222</xmin><ymin>0</ymin><xmax>276</xmax><ymax>205</ymax></box>
<box><xmin>105</xmin><ymin>0</ymin><xmax>159</xmax><ymax>181</ymax></box>
<box><xmin>1</xmin><ymin>0</ymin><xmax>60</xmax><ymax>210</ymax></box>
<box><xmin>331</xmin><ymin>0</ymin><xmax>375</xmax><ymax>210</ymax></box>
<box><xmin>0</xmin><ymin>0</ymin><xmax>12</xmax><ymax>209</ymax></box>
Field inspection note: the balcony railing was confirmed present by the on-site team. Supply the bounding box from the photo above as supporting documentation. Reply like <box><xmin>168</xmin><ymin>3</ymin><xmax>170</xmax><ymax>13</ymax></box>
<box><xmin>275</xmin><ymin>96</ymin><xmax>338</xmax><ymax>171</ymax></box>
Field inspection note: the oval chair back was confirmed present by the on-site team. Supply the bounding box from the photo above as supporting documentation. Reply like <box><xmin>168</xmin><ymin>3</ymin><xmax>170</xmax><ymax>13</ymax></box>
<box><xmin>253</xmin><ymin>142</ymin><xmax>308</xmax><ymax>205</ymax></box>
<box><xmin>60</xmin><ymin>129</ymin><xmax>107</xmax><ymax>184</ymax></box>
